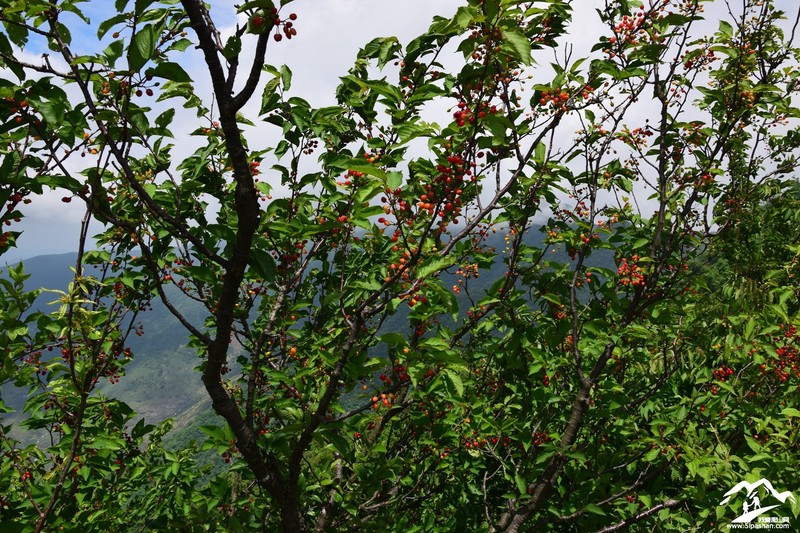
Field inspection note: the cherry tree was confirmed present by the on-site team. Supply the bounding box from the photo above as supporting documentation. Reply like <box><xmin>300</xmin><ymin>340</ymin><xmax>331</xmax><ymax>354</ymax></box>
<box><xmin>1</xmin><ymin>0</ymin><xmax>799</xmax><ymax>531</ymax></box>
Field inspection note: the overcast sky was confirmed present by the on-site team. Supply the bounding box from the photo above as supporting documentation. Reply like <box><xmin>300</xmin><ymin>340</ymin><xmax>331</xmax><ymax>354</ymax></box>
<box><xmin>3</xmin><ymin>0</ymin><xmax>799</xmax><ymax>263</ymax></box>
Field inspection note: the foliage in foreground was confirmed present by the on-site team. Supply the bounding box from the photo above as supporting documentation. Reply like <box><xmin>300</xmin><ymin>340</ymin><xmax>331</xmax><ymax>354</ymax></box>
<box><xmin>1</xmin><ymin>0</ymin><xmax>800</xmax><ymax>531</ymax></box>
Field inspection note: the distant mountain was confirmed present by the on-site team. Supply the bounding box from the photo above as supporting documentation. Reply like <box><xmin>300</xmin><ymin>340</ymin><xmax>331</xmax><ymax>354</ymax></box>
<box><xmin>3</xmin><ymin>252</ymin><xmax>80</xmax><ymax>312</ymax></box>
<box><xmin>2</xmin><ymin>225</ymin><xmax>614</xmax><ymax>444</ymax></box>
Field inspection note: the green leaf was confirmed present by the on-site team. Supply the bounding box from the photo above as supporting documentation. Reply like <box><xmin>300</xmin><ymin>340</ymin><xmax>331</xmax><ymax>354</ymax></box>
<box><xmin>198</xmin><ymin>424</ymin><xmax>229</xmax><ymax>443</ymax></box>
<box><xmin>0</xmin><ymin>399</ymin><xmax>13</xmax><ymax>414</ymax></box>
<box><xmin>397</xmin><ymin>121</ymin><xmax>436</xmax><ymax>144</ymax></box>
<box><xmin>280</xmin><ymin>64</ymin><xmax>292</xmax><ymax>92</ymax></box>
<box><xmin>443</xmin><ymin>369</ymin><xmax>464</xmax><ymax>396</ymax></box>
<box><xmin>0</xmin><ymin>522</ymin><xmax>25</xmax><ymax>533</ymax></box>
<box><xmin>92</xmin><ymin>437</ymin><xmax>123</xmax><ymax>450</ymax></box>
<box><xmin>223</xmin><ymin>35</ymin><xmax>242</xmax><ymax>60</ymax></box>
<box><xmin>431</xmin><ymin>6</ymin><xmax>481</xmax><ymax>35</ymax></box>
<box><xmin>386</xmin><ymin>171</ymin><xmax>403</xmax><ymax>190</ymax></box>
<box><xmin>128</xmin><ymin>25</ymin><xmax>156</xmax><ymax>72</ymax></box>
<box><xmin>97</xmin><ymin>13</ymin><xmax>130</xmax><ymax>39</ymax></box>
<box><xmin>0</xmin><ymin>33</ymin><xmax>25</xmax><ymax>79</ymax></box>
<box><xmin>416</xmin><ymin>255</ymin><xmax>456</xmax><ymax>279</ymax></box>
<box><xmin>34</xmin><ymin>99</ymin><xmax>66</xmax><ymax>126</ymax></box>
<box><xmin>745</xmin><ymin>436</ymin><xmax>762</xmax><ymax>453</ymax></box>
<box><xmin>131</xmin><ymin>418</ymin><xmax>155</xmax><ymax>439</ymax></box>
<box><xmin>148</xmin><ymin>62</ymin><xmax>192</xmax><ymax>82</ymax></box>
<box><xmin>644</xmin><ymin>447</ymin><xmax>660</xmax><ymax>461</ymax></box>
<box><xmin>325</xmin><ymin>432</ymin><xmax>354</xmax><ymax>462</ymax></box>
<box><xmin>154</xmin><ymin>108</ymin><xmax>175</xmax><ymax>130</ymax></box>
<box><xmin>501</xmin><ymin>28</ymin><xmax>532</xmax><ymax>65</ymax></box>
<box><xmin>514</xmin><ymin>472</ymin><xmax>527</xmax><ymax>495</ymax></box>
<box><xmin>718</xmin><ymin>20</ymin><xmax>734</xmax><ymax>38</ymax></box>
<box><xmin>103</xmin><ymin>39</ymin><xmax>125</xmax><ymax>66</ymax></box>
<box><xmin>744</xmin><ymin>317</ymin><xmax>755</xmax><ymax>340</ymax></box>
<box><xmin>585</xmin><ymin>503</ymin><xmax>606</xmax><ymax>516</ymax></box>
<box><xmin>248</xmin><ymin>249</ymin><xmax>276</xmax><ymax>282</ymax></box>
<box><xmin>7</xmin><ymin>325</ymin><xmax>27</xmax><ymax>340</ymax></box>
<box><xmin>534</xmin><ymin>142</ymin><xmax>546</xmax><ymax>163</ymax></box>
<box><xmin>361</xmin><ymin>36</ymin><xmax>402</xmax><ymax>68</ymax></box>
<box><xmin>135</xmin><ymin>0</ymin><xmax>156</xmax><ymax>15</ymax></box>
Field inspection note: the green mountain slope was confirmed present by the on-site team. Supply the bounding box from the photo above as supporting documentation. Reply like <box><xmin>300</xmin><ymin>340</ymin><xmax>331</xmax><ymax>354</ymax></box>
<box><xmin>2</xmin><ymin>225</ymin><xmax>615</xmax><ymax>445</ymax></box>
<box><xmin>1</xmin><ymin>253</ymin><xmax>211</xmax><ymax>442</ymax></box>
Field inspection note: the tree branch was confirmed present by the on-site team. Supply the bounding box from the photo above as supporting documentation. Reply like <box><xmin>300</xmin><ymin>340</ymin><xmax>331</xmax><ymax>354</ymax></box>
<box><xmin>593</xmin><ymin>499</ymin><xmax>681</xmax><ymax>533</ymax></box>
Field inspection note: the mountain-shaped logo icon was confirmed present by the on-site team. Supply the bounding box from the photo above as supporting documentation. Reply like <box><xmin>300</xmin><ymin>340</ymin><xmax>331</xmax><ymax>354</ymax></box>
<box><xmin>719</xmin><ymin>478</ymin><xmax>795</xmax><ymax>524</ymax></box>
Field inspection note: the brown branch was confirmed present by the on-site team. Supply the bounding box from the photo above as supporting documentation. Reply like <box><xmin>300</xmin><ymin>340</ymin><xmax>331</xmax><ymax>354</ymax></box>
<box><xmin>134</xmin><ymin>238</ymin><xmax>214</xmax><ymax>345</ymax></box>
<box><xmin>232</xmin><ymin>31</ymin><xmax>271</xmax><ymax>111</ymax></box>
<box><xmin>0</xmin><ymin>50</ymin><xmax>73</xmax><ymax>78</ymax></box>
<box><xmin>593</xmin><ymin>499</ymin><xmax>681</xmax><ymax>533</ymax></box>
<box><xmin>179</xmin><ymin>0</ymin><xmax>308</xmax><ymax>529</ymax></box>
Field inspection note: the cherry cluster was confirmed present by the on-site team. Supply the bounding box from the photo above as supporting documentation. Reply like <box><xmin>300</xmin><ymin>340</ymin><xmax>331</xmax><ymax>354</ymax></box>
<box><xmin>452</xmin><ymin>263</ymin><xmax>479</xmax><ymax>295</ymax></box>
<box><xmin>759</xmin><ymin>324</ymin><xmax>799</xmax><ymax>384</ymax></box>
<box><xmin>549</xmin><ymin>302</ymin><xmax>568</xmax><ymax>322</ymax></box>
<box><xmin>371</xmin><ymin>392</ymin><xmax>394</xmax><ymax>410</ymax></box>
<box><xmin>0</xmin><ymin>230</ymin><xmax>12</xmax><ymax>248</ymax></box>
<box><xmin>537</xmin><ymin>88</ymin><xmax>569</xmax><ymax>111</ymax></box>
<box><xmin>681</xmin><ymin>46</ymin><xmax>718</xmax><ymax>72</ymax></box>
<box><xmin>617</xmin><ymin>255</ymin><xmax>646</xmax><ymax>287</ymax></box>
<box><xmin>532</xmin><ymin>430</ymin><xmax>552</xmax><ymax>447</ymax></box>
<box><xmin>464</xmin><ymin>21</ymin><xmax>504</xmax><ymax>66</ymax></box>
<box><xmin>133</xmin><ymin>73</ymin><xmax>158</xmax><ymax>98</ymax></box>
<box><xmin>337</xmin><ymin>168</ymin><xmax>363</xmax><ymax>187</ymax></box>
<box><xmin>2</xmin><ymin>190</ymin><xmax>30</xmax><ymax>246</ymax></box>
<box><xmin>390</xmin><ymin>364</ymin><xmax>410</xmax><ymax>383</ymax></box>
<box><xmin>251</xmin><ymin>8</ymin><xmax>298</xmax><ymax>42</ymax></box>
<box><xmin>713</xmin><ymin>366</ymin><xmax>734</xmax><ymax>382</ymax></box>
<box><xmin>452</xmin><ymin>100</ymin><xmax>499</xmax><ymax>128</ymax></box>
<box><xmin>488</xmin><ymin>435</ymin><xmax>513</xmax><ymax>448</ymax></box>
<box><xmin>55</xmin><ymin>337</ymin><xmax>133</xmax><ymax>385</ymax></box>
<box><xmin>616</xmin><ymin>126</ymin><xmax>653</xmax><ymax>148</ymax></box>
<box><xmin>21</xmin><ymin>351</ymin><xmax>48</xmax><ymax>377</ymax></box>
<box><xmin>386</xmin><ymin>247</ymin><xmax>413</xmax><ymax>283</ymax></box>
<box><xmin>3</xmin><ymin>96</ymin><xmax>32</xmax><ymax>126</ymax></box>
<box><xmin>275</xmin><ymin>12</ymin><xmax>298</xmax><ymax>42</ymax></box>
<box><xmin>607</xmin><ymin>7</ymin><xmax>647</xmax><ymax>49</ymax></box>
<box><xmin>462</xmin><ymin>435</ymin><xmax>487</xmax><ymax>450</ymax></box>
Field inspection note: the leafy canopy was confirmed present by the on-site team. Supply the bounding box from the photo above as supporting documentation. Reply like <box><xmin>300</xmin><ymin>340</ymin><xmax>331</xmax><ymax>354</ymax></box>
<box><xmin>1</xmin><ymin>0</ymin><xmax>799</xmax><ymax>531</ymax></box>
